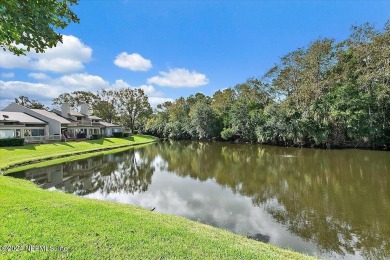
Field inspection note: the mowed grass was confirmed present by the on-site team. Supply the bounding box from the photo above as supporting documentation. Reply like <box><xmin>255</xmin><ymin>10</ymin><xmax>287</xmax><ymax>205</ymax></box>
<box><xmin>0</xmin><ymin>176</ymin><xmax>314</xmax><ymax>259</ymax></box>
<box><xmin>0</xmin><ymin>135</ymin><xmax>158</xmax><ymax>172</ymax></box>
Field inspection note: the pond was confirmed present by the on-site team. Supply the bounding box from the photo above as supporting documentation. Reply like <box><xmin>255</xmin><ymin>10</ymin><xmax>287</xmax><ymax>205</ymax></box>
<box><xmin>9</xmin><ymin>141</ymin><xmax>390</xmax><ymax>259</ymax></box>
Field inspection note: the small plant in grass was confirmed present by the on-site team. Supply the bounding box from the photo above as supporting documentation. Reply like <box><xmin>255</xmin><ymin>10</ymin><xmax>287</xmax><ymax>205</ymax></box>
<box><xmin>112</xmin><ymin>132</ymin><xmax>124</xmax><ymax>138</ymax></box>
<box><xmin>91</xmin><ymin>134</ymin><xmax>102</xmax><ymax>140</ymax></box>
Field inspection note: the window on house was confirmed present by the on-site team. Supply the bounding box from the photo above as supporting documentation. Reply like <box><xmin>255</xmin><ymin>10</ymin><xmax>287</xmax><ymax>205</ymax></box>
<box><xmin>29</xmin><ymin>129</ymin><xmax>45</xmax><ymax>136</ymax></box>
<box><xmin>0</xmin><ymin>129</ymin><xmax>15</xmax><ymax>138</ymax></box>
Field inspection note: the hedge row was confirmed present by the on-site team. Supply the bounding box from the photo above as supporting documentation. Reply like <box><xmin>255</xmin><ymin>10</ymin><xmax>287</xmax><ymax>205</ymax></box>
<box><xmin>0</xmin><ymin>138</ymin><xmax>24</xmax><ymax>147</ymax></box>
<box><xmin>91</xmin><ymin>134</ymin><xmax>102</xmax><ymax>140</ymax></box>
<box><xmin>112</xmin><ymin>132</ymin><xmax>133</xmax><ymax>138</ymax></box>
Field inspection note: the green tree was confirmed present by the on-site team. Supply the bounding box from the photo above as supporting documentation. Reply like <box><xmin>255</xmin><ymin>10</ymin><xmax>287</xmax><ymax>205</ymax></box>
<box><xmin>93</xmin><ymin>90</ymin><xmax>118</xmax><ymax>123</ymax></box>
<box><xmin>189</xmin><ymin>101</ymin><xmax>219</xmax><ymax>139</ymax></box>
<box><xmin>116</xmin><ymin>88</ymin><xmax>152</xmax><ymax>133</ymax></box>
<box><xmin>0</xmin><ymin>0</ymin><xmax>80</xmax><ymax>55</ymax></box>
<box><xmin>14</xmin><ymin>95</ymin><xmax>47</xmax><ymax>109</ymax></box>
<box><xmin>52</xmin><ymin>91</ymin><xmax>98</xmax><ymax>111</ymax></box>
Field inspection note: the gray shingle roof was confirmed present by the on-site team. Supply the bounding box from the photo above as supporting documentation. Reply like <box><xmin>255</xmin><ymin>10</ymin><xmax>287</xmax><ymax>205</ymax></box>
<box><xmin>31</xmin><ymin>109</ymin><xmax>71</xmax><ymax>124</ymax></box>
<box><xmin>99</xmin><ymin>121</ymin><xmax>120</xmax><ymax>127</ymax></box>
<box><xmin>88</xmin><ymin>115</ymin><xmax>102</xmax><ymax>120</ymax></box>
<box><xmin>0</xmin><ymin>112</ymin><xmax>46</xmax><ymax>124</ymax></box>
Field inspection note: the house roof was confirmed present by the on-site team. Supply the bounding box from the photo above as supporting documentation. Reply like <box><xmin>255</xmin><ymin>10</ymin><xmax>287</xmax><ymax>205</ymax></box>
<box><xmin>69</xmin><ymin>110</ymin><xmax>84</xmax><ymax>117</ymax></box>
<box><xmin>31</xmin><ymin>109</ymin><xmax>71</xmax><ymax>124</ymax></box>
<box><xmin>88</xmin><ymin>115</ymin><xmax>102</xmax><ymax>120</ymax></box>
<box><xmin>99</xmin><ymin>121</ymin><xmax>120</xmax><ymax>127</ymax></box>
<box><xmin>0</xmin><ymin>111</ymin><xmax>46</xmax><ymax>124</ymax></box>
<box><xmin>52</xmin><ymin>108</ymin><xmax>84</xmax><ymax>117</ymax></box>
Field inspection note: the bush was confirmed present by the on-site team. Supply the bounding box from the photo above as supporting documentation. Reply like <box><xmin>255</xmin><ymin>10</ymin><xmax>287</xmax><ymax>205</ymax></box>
<box><xmin>91</xmin><ymin>134</ymin><xmax>102</xmax><ymax>140</ymax></box>
<box><xmin>123</xmin><ymin>132</ymin><xmax>130</xmax><ymax>137</ymax></box>
<box><xmin>0</xmin><ymin>138</ymin><xmax>25</xmax><ymax>147</ymax></box>
<box><xmin>221</xmin><ymin>128</ymin><xmax>236</xmax><ymax>140</ymax></box>
<box><xmin>76</xmin><ymin>132</ymin><xmax>87</xmax><ymax>138</ymax></box>
<box><xmin>112</xmin><ymin>132</ymin><xmax>123</xmax><ymax>138</ymax></box>
<box><xmin>133</xmin><ymin>130</ymin><xmax>138</xmax><ymax>134</ymax></box>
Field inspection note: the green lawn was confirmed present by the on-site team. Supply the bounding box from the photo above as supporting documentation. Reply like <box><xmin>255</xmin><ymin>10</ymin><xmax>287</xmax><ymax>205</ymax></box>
<box><xmin>0</xmin><ymin>135</ymin><xmax>158</xmax><ymax>173</ymax></box>
<box><xmin>0</xmin><ymin>176</ymin><xmax>314</xmax><ymax>259</ymax></box>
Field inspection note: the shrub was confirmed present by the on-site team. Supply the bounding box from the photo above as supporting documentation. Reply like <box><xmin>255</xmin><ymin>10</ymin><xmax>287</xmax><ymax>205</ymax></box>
<box><xmin>91</xmin><ymin>134</ymin><xmax>102</xmax><ymax>140</ymax></box>
<box><xmin>0</xmin><ymin>138</ymin><xmax>25</xmax><ymax>147</ymax></box>
<box><xmin>221</xmin><ymin>128</ymin><xmax>236</xmax><ymax>140</ymax></box>
<box><xmin>123</xmin><ymin>132</ymin><xmax>130</xmax><ymax>137</ymax></box>
<box><xmin>112</xmin><ymin>132</ymin><xmax>123</xmax><ymax>138</ymax></box>
<box><xmin>76</xmin><ymin>132</ymin><xmax>87</xmax><ymax>138</ymax></box>
<box><xmin>133</xmin><ymin>130</ymin><xmax>138</xmax><ymax>134</ymax></box>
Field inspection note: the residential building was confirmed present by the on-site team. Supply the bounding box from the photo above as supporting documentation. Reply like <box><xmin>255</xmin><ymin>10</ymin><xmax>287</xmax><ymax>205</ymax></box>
<box><xmin>0</xmin><ymin>111</ymin><xmax>48</xmax><ymax>140</ymax></box>
<box><xmin>2</xmin><ymin>102</ymin><xmax>123</xmax><ymax>140</ymax></box>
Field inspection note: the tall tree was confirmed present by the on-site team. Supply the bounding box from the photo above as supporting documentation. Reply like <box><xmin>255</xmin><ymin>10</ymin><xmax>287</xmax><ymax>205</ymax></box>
<box><xmin>116</xmin><ymin>88</ymin><xmax>152</xmax><ymax>133</ymax></box>
<box><xmin>52</xmin><ymin>91</ymin><xmax>98</xmax><ymax>111</ymax></box>
<box><xmin>93</xmin><ymin>90</ymin><xmax>118</xmax><ymax>123</ymax></box>
<box><xmin>0</xmin><ymin>0</ymin><xmax>80</xmax><ymax>55</ymax></box>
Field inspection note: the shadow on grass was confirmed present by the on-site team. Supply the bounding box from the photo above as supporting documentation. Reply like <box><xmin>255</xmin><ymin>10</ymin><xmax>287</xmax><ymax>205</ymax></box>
<box><xmin>89</xmin><ymin>138</ymin><xmax>114</xmax><ymax>144</ymax></box>
<box><xmin>1</xmin><ymin>144</ymin><xmax>37</xmax><ymax>151</ymax></box>
<box><xmin>51</xmin><ymin>142</ymin><xmax>75</xmax><ymax>148</ymax></box>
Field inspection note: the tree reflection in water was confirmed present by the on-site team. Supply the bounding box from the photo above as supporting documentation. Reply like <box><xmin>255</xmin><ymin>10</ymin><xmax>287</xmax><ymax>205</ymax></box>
<box><xmin>146</xmin><ymin>141</ymin><xmax>389</xmax><ymax>259</ymax></box>
<box><xmin>12</xmin><ymin>141</ymin><xmax>390</xmax><ymax>259</ymax></box>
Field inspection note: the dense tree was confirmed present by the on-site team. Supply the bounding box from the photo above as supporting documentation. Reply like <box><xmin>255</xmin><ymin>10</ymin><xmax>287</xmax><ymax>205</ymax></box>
<box><xmin>0</xmin><ymin>0</ymin><xmax>80</xmax><ymax>55</ymax></box>
<box><xmin>52</xmin><ymin>91</ymin><xmax>98</xmax><ymax>111</ymax></box>
<box><xmin>146</xmin><ymin>21</ymin><xmax>389</xmax><ymax>149</ymax></box>
<box><xmin>93</xmin><ymin>90</ymin><xmax>118</xmax><ymax>123</ymax></box>
<box><xmin>116</xmin><ymin>88</ymin><xmax>152</xmax><ymax>133</ymax></box>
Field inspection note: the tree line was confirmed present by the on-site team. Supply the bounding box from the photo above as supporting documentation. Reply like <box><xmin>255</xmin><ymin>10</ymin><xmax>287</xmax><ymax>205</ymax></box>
<box><xmin>145</xmin><ymin>22</ymin><xmax>390</xmax><ymax>149</ymax></box>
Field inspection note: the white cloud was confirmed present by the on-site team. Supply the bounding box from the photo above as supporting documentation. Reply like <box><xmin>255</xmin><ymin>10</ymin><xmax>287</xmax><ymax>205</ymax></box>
<box><xmin>0</xmin><ymin>73</ymin><xmax>109</xmax><ymax>109</ymax></box>
<box><xmin>58</xmin><ymin>73</ymin><xmax>109</xmax><ymax>89</ymax></box>
<box><xmin>28</xmin><ymin>73</ymin><xmax>50</xmax><ymax>80</ymax></box>
<box><xmin>0</xmin><ymin>76</ymin><xmax>172</xmax><ymax>110</ymax></box>
<box><xmin>112</xmin><ymin>79</ymin><xmax>132</xmax><ymax>89</ymax></box>
<box><xmin>0</xmin><ymin>35</ymin><xmax>92</xmax><ymax>73</ymax></box>
<box><xmin>112</xmin><ymin>80</ymin><xmax>161</xmax><ymax>96</ymax></box>
<box><xmin>114</xmin><ymin>52</ymin><xmax>152</xmax><ymax>71</ymax></box>
<box><xmin>0</xmin><ymin>80</ymin><xmax>64</xmax><ymax>102</ymax></box>
<box><xmin>0</xmin><ymin>72</ymin><xmax>15</xmax><ymax>78</ymax></box>
<box><xmin>148</xmin><ymin>97</ymin><xmax>174</xmax><ymax>107</ymax></box>
<box><xmin>147</xmin><ymin>68</ymin><xmax>209</xmax><ymax>87</ymax></box>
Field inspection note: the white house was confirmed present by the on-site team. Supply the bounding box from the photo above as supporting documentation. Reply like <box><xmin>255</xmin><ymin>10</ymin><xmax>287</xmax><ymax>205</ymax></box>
<box><xmin>0</xmin><ymin>111</ymin><xmax>48</xmax><ymax>139</ymax></box>
<box><xmin>2</xmin><ymin>103</ymin><xmax>71</xmax><ymax>137</ymax></box>
<box><xmin>2</xmin><ymin>102</ymin><xmax>123</xmax><ymax>140</ymax></box>
<box><xmin>52</xmin><ymin>103</ymin><xmax>123</xmax><ymax>138</ymax></box>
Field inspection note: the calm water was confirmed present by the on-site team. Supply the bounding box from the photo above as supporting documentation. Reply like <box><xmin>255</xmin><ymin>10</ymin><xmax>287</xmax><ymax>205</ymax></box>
<box><xmin>9</xmin><ymin>141</ymin><xmax>390</xmax><ymax>259</ymax></box>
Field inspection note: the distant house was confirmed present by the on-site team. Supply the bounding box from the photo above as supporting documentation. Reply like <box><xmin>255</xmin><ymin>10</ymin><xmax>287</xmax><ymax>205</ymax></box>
<box><xmin>0</xmin><ymin>111</ymin><xmax>48</xmax><ymax>140</ymax></box>
<box><xmin>3</xmin><ymin>103</ymin><xmax>71</xmax><ymax>138</ymax></box>
<box><xmin>2</xmin><ymin>102</ymin><xmax>123</xmax><ymax>140</ymax></box>
<box><xmin>52</xmin><ymin>103</ymin><xmax>123</xmax><ymax>138</ymax></box>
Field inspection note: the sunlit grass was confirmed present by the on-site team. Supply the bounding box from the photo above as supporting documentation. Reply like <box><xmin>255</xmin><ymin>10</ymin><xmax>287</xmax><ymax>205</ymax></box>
<box><xmin>0</xmin><ymin>175</ymin><xmax>314</xmax><ymax>259</ymax></box>
<box><xmin>0</xmin><ymin>135</ymin><xmax>158</xmax><ymax>173</ymax></box>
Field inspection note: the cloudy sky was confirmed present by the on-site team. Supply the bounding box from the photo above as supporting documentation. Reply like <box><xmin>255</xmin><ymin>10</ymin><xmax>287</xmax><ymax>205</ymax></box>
<box><xmin>0</xmin><ymin>0</ymin><xmax>389</xmax><ymax>109</ymax></box>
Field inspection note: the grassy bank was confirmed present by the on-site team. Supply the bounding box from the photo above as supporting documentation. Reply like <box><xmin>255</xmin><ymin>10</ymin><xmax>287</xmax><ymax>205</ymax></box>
<box><xmin>0</xmin><ymin>135</ymin><xmax>158</xmax><ymax>173</ymax></box>
<box><xmin>0</xmin><ymin>176</ymin><xmax>313</xmax><ymax>259</ymax></box>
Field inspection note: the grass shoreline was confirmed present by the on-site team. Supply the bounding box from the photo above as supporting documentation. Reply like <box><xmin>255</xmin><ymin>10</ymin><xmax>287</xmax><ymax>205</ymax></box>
<box><xmin>0</xmin><ymin>135</ymin><xmax>158</xmax><ymax>174</ymax></box>
<box><xmin>0</xmin><ymin>135</ymin><xmax>314</xmax><ymax>259</ymax></box>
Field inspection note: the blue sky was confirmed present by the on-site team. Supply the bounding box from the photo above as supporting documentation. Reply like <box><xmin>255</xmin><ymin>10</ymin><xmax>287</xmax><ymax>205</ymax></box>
<box><xmin>0</xmin><ymin>0</ymin><xmax>389</xmax><ymax>109</ymax></box>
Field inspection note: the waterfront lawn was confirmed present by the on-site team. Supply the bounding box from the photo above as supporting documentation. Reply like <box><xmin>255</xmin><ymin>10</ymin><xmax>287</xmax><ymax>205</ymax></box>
<box><xmin>0</xmin><ymin>135</ymin><xmax>158</xmax><ymax>172</ymax></box>
<box><xmin>0</xmin><ymin>176</ymin><xmax>313</xmax><ymax>259</ymax></box>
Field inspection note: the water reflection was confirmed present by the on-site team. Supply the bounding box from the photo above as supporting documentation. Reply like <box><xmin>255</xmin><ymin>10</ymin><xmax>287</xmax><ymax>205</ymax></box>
<box><xmin>10</xmin><ymin>141</ymin><xmax>390</xmax><ymax>259</ymax></box>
